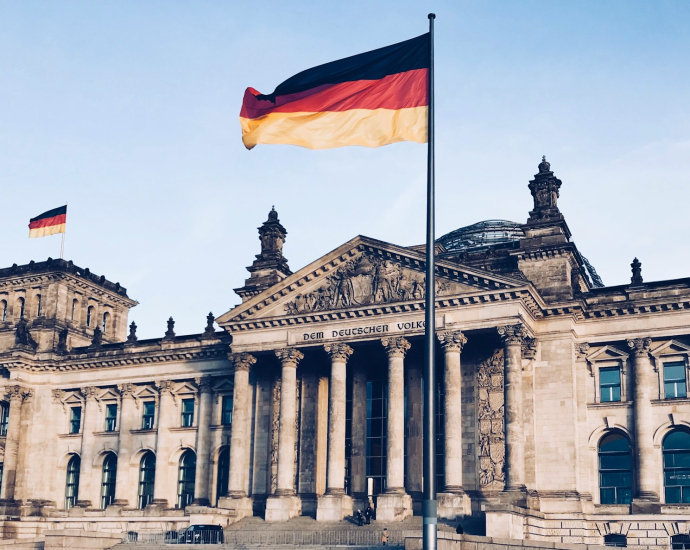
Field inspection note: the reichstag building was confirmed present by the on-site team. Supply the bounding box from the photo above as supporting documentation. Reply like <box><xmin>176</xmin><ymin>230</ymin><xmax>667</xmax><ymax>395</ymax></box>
<box><xmin>1</xmin><ymin>158</ymin><xmax>690</xmax><ymax>547</ymax></box>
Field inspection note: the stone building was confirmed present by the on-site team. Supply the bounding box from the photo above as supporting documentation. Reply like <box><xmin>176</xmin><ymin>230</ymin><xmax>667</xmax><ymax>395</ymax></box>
<box><xmin>1</xmin><ymin>158</ymin><xmax>690</xmax><ymax>547</ymax></box>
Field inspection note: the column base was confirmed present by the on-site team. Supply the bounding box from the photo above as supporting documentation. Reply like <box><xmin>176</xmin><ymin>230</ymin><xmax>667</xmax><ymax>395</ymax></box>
<box><xmin>265</xmin><ymin>495</ymin><xmax>301</xmax><ymax>522</ymax></box>
<box><xmin>499</xmin><ymin>485</ymin><xmax>527</xmax><ymax>508</ymax></box>
<box><xmin>632</xmin><ymin>497</ymin><xmax>661</xmax><ymax>514</ymax></box>
<box><xmin>316</xmin><ymin>493</ymin><xmax>353</xmax><ymax>522</ymax></box>
<box><xmin>437</xmin><ymin>491</ymin><xmax>471</xmax><ymax>520</ymax></box>
<box><xmin>217</xmin><ymin>495</ymin><xmax>254</xmax><ymax>520</ymax></box>
<box><xmin>375</xmin><ymin>492</ymin><xmax>412</xmax><ymax>522</ymax></box>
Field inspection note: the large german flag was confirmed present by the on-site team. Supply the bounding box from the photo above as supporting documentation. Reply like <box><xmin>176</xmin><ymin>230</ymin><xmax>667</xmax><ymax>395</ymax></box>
<box><xmin>240</xmin><ymin>33</ymin><xmax>430</xmax><ymax>150</ymax></box>
<box><xmin>29</xmin><ymin>206</ymin><xmax>67</xmax><ymax>238</ymax></box>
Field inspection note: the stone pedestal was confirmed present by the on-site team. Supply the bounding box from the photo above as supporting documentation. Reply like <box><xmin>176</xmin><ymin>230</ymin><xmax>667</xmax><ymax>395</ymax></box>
<box><xmin>437</xmin><ymin>492</ymin><xmax>471</xmax><ymax>520</ymax></box>
<box><xmin>375</xmin><ymin>492</ymin><xmax>412</xmax><ymax>522</ymax></box>
<box><xmin>316</xmin><ymin>493</ymin><xmax>353</xmax><ymax>522</ymax></box>
<box><xmin>217</xmin><ymin>495</ymin><xmax>254</xmax><ymax>520</ymax></box>
<box><xmin>265</xmin><ymin>495</ymin><xmax>301</xmax><ymax>522</ymax></box>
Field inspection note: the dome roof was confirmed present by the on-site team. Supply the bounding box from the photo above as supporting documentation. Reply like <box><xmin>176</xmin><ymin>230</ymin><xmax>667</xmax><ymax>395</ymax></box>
<box><xmin>437</xmin><ymin>219</ymin><xmax>523</xmax><ymax>252</ymax></box>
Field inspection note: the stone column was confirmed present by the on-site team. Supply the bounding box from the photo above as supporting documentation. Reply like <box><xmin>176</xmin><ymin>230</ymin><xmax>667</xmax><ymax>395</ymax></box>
<box><xmin>192</xmin><ymin>375</ymin><xmax>213</xmax><ymax>506</ymax></box>
<box><xmin>350</xmin><ymin>362</ymin><xmax>368</xmax><ymax>508</ymax></box>
<box><xmin>152</xmin><ymin>380</ymin><xmax>175</xmax><ymax>507</ymax></box>
<box><xmin>0</xmin><ymin>386</ymin><xmax>27</xmax><ymax>501</ymax></box>
<box><xmin>114</xmin><ymin>384</ymin><xmax>136</xmax><ymax>507</ymax></box>
<box><xmin>628</xmin><ymin>337</ymin><xmax>659</xmax><ymax>505</ymax></box>
<box><xmin>218</xmin><ymin>353</ymin><xmax>256</xmax><ymax>519</ymax></box>
<box><xmin>498</xmin><ymin>324</ymin><xmax>527</xmax><ymax>496</ymax></box>
<box><xmin>78</xmin><ymin>386</ymin><xmax>100</xmax><ymax>507</ymax></box>
<box><xmin>405</xmin><ymin>362</ymin><xmax>422</xmax><ymax>501</ymax></box>
<box><xmin>377</xmin><ymin>337</ymin><xmax>412</xmax><ymax>521</ymax></box>
<box><xmin>437</xmin><ymin>330</ymin><xmax>471</xmax><ymax>519</ymax></box>
<box><xmin>265</xmin><ymin>348</ymin><xmax>304</xmax><ymax>521</ymax></box>
<box><xmin>317</xmin><ymin>344</ymin><xmax>354</xmax><ymax>521</ymax></box>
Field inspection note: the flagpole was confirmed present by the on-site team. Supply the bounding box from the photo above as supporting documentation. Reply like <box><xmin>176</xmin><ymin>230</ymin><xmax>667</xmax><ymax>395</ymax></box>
<box><xmin>423</xmin><ymin>12</ymin><xmax>437</xmax><ymax>550</ymax></box>
<box><xmin>60</xmin><ymin>203</ymin><xmax>67</xmax><ymax>259</ymax></box>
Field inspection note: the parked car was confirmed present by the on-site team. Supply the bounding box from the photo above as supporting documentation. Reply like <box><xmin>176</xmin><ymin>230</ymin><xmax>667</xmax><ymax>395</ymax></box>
<box><xmin>182</xmin><ymin>524</ymin><xmax>224</xmax><ymax>544</ymax></box>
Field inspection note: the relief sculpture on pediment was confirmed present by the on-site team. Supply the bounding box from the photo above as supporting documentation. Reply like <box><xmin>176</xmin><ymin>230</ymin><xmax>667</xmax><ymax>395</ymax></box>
<box><xmin>477</xmin><ymin>349</ymin><xmax>506</xmax><ymax>490</ymax></box>
<box><xmin>285</xmin><ymin>254</ymin><xmax>453</xmax><ymax>314</ymax></box>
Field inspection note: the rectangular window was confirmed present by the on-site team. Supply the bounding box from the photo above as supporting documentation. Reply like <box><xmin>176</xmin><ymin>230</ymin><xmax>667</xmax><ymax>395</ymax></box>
<box><xmin>181</xmin><ymin>399</ymin><xmax>194</xmax><ymax>427</ymax></box>
<box><xmin>221</xmin><ymin>396</ymin><xmax>233</xmax><ymax>426</ymax></box>
<box><xmin>142</xmin><ymin>401</ymin><xmax>155</xmax><ymax>430</ymax></box>
<box><xmin>665</xmin><ymin>362</ymin><xmax>687</xmax><ymax>399</ymax></box>
<box><xmin>600</xmin><ymin>367</ymin><xmax>622</xmax><ymax>402</ymax></box>
<box><xmin>105</xmin><ymin>404</ymin><xmax>118</xmax><ymax>432</ymax></box>
<box><xmin>0</xmin><ymin>403</ymin><xmax>9</xmax><ymax>437</ymax></box>
<box><xmin>70</xmin><ymin>406</ymin><xmax>82</xmax><ymax>434</ymax></box>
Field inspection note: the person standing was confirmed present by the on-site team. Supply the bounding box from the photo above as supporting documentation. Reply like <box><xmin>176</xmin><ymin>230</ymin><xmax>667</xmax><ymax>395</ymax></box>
<box><xmin>365</xmin><ymin>505</ymin><xmax>373</xmax><ymax>525</ymax></box>
<box><xmin>381</xmin><ymin>528</ymin><xmax>388</xmax><ymax>546</ymax></box>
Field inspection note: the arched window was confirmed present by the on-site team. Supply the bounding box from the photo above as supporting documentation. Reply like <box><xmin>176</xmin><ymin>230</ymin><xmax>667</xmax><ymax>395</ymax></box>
<box><xmin>65</xmin><ymin>455</ymin><xmax>81</xmax><ymax>509</ymax></box>
<box><xmin>138</xmin><ymin>452</ymin><xmax>156</xmax><ymax>509</ymax></box>
<box><xmin>216</xmin><ymin>446</ymin><xmax>229</xmax><ymax>504</ymax></box>
<box><xmin>177</xmin><ymin>450</ymin><xmax>196</xmax><ymax>509</ymax></box>
<box><xmin>100</xmin><ymin>453</ymin><xmax>117</xmax><ymax>509</ymax></box>
<box><xmin>663</xmin><ymin>430</ymin><xmax>690</xmax><ymax>503</ymax></box>
<box><xmin>71</xmin><ymin>299</ymin><xmax>78</xmax><ymax>321</ymax></box>
<box><xmin>604</xmin><ymin>534</ymin><xmax>627</xmax><ymax>547</ymax></box>
<box><xmin>86</xmin><ymin>306</ymin><xmax>94</xmax><ymax>327</ymax></box>
<box><xmin>102</xmin><ymin>312</ymin><xmax>110</xmax><ymax>334</ymax></box>
<box><xmin>17</xmin><ymin>298</ymin><xmax>25</xmax><ymax>319</ymax></box>
<box><xmin>672</xmin><ymin>535</ymin><xmax>690</xmax><ymax>550</ymax></box>
<box><xmin>1</xmin><ymin>300</ymin><xmax>7</xmax><ymax>322</ymax></box>
<box><xmin>599</xmin><ymin>433</ymin><xmax>632</xmax><ymax>504</ymax></box>
<box><xmin>35</xmin><ymin>295</ymin><xmax>41</xmax><ymax>317</ymax></box>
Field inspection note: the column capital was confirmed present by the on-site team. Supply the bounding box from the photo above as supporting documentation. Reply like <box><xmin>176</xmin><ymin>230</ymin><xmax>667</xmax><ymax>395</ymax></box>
<box><xmin>497</xmin><ymin>323</ymin><xmax>528</xmax><ymax>345</ymax></box>
<box><xmin>324</xmin><ymin>343</ymin><xmax>353</xmax><ymax>362</ymax></box>
<box><xmin>575</xmin><ymin>343</ymin><xmax>590</xmax><ymax>361</ymax></box>
<box><xmin>275</xmin><ymin>348</ymin><xmax>304</xmax><ymax>368</ymax></box>
<box><xmin>195</xmin><ymin>375</ymin><xmax>213</xmax><ymax>393</ymax></box>
<box><xmin>521</xmin><ymin>336</ymin><xmax>538</xmax><ymax>360</ymax></box>
<box><xmin>155</xmin><ymin>380</ymin><xmax>175</xmax><ymax>394</ymax></box>
<box><xmin>80</xmin><ymin>386</ymin><xmax>98</xmax><ymax>400</ymax></box>
<box><xmin>117</xmin><ymin>383</ymin><xmax>135</xmax><ymax>398</ymax></box>
<box><xmin>437</xmin><ymin>330</ymin><xmax>467</xmax><ymax>352</ymax></box>
<box><xmin>230</xmin><ymin>352</ymin><xmax>257</xmax><ymax>372</ymax></box>
<box><xmin>627</xmin><ymin>337</ymin><xmax>652</xmax><ymax>357</ymax></box>
<box><xmin>6</xmin><ymin>385</ymin><xmax>30</xmax><ymax>402</ymax></box>
<box><xmin>381</xmin><ymin>337</ymin><xmax>411</xmax><ymax>358</ymax></box>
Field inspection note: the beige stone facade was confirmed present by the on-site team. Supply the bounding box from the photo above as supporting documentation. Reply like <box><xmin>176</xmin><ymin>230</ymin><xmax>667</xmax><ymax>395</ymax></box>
<box><xmin>1</xmin><ymin>159</ymin><xmax>690</xmax><ymax>546</ymax></box>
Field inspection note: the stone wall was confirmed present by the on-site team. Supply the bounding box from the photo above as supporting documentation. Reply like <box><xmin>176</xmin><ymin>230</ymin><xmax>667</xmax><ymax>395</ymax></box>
<box><xmin>405</xmin><ymin>533</ymin><xmax>630</xmax><ymax>550</ymax></box>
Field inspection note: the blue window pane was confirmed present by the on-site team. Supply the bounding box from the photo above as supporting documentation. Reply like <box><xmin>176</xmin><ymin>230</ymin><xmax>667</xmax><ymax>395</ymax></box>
<box><xmin>600</xmin><ymin>368</ymin><xmax>621</xmax><ymax>385</ymax></box>
<box><xmin>600</xmin><ymin>488</ymin><xmax>616</xmax><ymax>504</ymax></box>
<box><xmin>667</xmin><ymin>487</ymin><xmax>681</xmax><ymax>504</ymax></box>
<box><xmin>665</xmin><ymin>432</ymin><xmax>690</xmax><ymax>451</ymax></box>
<box><xmin>618</xmin><ymin>488</ymin><xmax>632</xmax><ymax>504</ymax></box>
<box><xmin>665</xmin><ymin>364</ymin><xmax>686</xmax><ymax>381</ymax></box>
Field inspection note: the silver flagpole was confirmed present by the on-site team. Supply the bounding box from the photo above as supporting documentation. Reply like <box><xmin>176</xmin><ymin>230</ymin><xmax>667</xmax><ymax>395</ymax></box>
<box><xmin>423</xmin><ymin>12</ymin><xmax>437</xmax><ymax>550</ymax></box>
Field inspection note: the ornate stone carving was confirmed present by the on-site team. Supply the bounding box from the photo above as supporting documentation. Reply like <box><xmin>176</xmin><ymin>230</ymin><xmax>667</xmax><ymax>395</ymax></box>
<box><xmin>51</xmin><ymin>388</ymin><xmax>65</xmax><ymax>403</ymax></box>
<box><xmin>14</xmin><ymin>317</ymin><xmax>37</xmax><ymax>350</ymax></box>
<box><xmin>631</xmin><ymin>257</ymin><xmax>643</xmax><ymax>285</ymax></box>
<box><xmin>627</xmin><ymin>337</ymin><xmax>652</xmax><ymax>357</ymax></box>
<box><xmin>270</xmin><ymin>377</ymin><xmax>281</xmax><ymax>494</ymax></box>
<box><xmin>437</xmin><ymin>330</ymin><xmax>467</xmax><ymax>352</ymax></box>
<box><xmin>118</xmin><ymin>383</ymin><xmax>135</xmax><ymax>397</ymax></box>
<box><xmin>477</xmin><ymin>349</ymin><xmax>506</xmax><ymax>489</ymax></box>
<box><xmin>521</xmin><ymin>336</ymin><xmax>537</xmax><ymax>360</ymax></box>
<box><xmin>381</xmin><ymin>337</ymin><xmax>411</xmax><ymax>358</ymax></box>
<box><xmin>260</xmin><ymin>207</ymin><xmax>287</xmax><ymax>258</ymax></box>
<box><xmin>80</xmin><ymin>386</ymin><xmax>98</xmax><ymax>400</ymax></box>
<box><xmin>7</xmin><ymin>385</ymin><xmax>30</xmax><ymax>402</ymax></box>
<box><xmin>275</xmin><ymin>348</ymin><xmax>304</xmax><ymax>368</ymax></box>
<box><xmin>527</xmin><ymin>156</ymin><xmax>563</xmax><ymax>223</ymax></box>
<box><xmin>164</xmin><ymin>317</ymin><xmax>175</xmax><ymax>340</ymax></box>
<box><xmin>497</xmin><ymin>324</ymin><xmax>527</xmax><ymax>345</ymax></box>
<box><xmin>230</xmin><ymin>353</ymin><xmax>257</xmax><ymax>372</ymax></box>
<box><xmin>196</xmin><ymin>375</ymin><xmax>212</xmax><ymax>393</ymax></box>
<box><xmin>156</xmin><ymin>380</ymin><xmax>174</xmax><ymax>394</ymax></box>
<box><xmin>202</xmin><ymin>312</ymin><xmax>216</xmax><ymax>338</ymax></box>
<box><xmin>285</xmin><ymin>254</ymin><xmax>454</xmax><ymax>315</ymax></box>
<box><xmin>126</xmin><ymin>322</ymin><xmax>138</xmax><ymax>344</ymax></box>
<box><xmin>324</xmin><ymin>343</ymin><xmax>353</xmax><ymax>362</ymax></box>
<box><xmin>56</xmin><ymin>328</ymin><xmax>69</xmax><ymax>354</ymax></box>
<box><xmin>575</xmin><ymin>343</ymin><xmax>590</xmax><ymax>361</ymax></box>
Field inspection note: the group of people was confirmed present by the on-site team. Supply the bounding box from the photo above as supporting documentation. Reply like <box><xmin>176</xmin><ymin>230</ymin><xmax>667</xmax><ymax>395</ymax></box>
<box><xmin>354</xmin><ymin>504</ymin><xmax>375</xmax><ymax>526</ymax></box>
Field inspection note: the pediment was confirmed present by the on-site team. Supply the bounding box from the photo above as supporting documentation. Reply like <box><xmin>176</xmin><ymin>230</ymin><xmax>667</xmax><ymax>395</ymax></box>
<box><xmin>652</xmin><ymin>340</ymin><xmax>690</xmax><ymax>357</ymax></box>
<box><xmin>212</xmin><ymin>378</ymin><xmax>233</xmax><ymax>394</ymax></box>
<box><xmin>133</xmin><ymin>385</ymin><xmax>158</xmax><ymax>400</ymax></box>
<box><xmin>173</xmin><ymin>381</ymin><xmax>198</xmax><ymax>395</ymax></box>
<box><xmin>97</xmin><ymin>388</ymin><xmax>121</xmax><ymax>402</ymax></box>
<box><xmin>218</xmin><ymin>236</ymin><xmax>527</xmax><ymax>324</ymax></box>
<box><xmin>587</xmin><ymin>345</ymin><xmax>629</xmax><ymax>363</ymax></box>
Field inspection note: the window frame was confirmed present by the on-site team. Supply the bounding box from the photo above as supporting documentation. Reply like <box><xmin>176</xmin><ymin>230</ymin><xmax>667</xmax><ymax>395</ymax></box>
<box><xmin>180</xmin><ymin>398</ymin><xmax>195</xmax><ymax>428</ymax></box>
<box><xmin>594</xmin><ymin>359</ymin><xmax>628</xmax><ymax>404</ymax></box>
<box><xmin>65</xmin><ymin>455</ymin><xmax>81</xmax><ymax>509</ymax></box>
<box><xmin>138</xmin><ymin>452</ymin><xmax>156</xmax><ymax>509</ymax></box>
<box><xmin>1</xmin><ymin>299</ymin><xmax>7</xmax><ymax>322</ymax></box>
<box><xmin>86</xmin><ymin>305</ymin><xmax>94</xmax><ymax>327</ymax></box>
<box><xmin>662</xmin><ymin>429</ymin><xmax>690</xmax><ymax>504</ymax></box>
<box><xmin>17</xmin><ymin>297</ymin><xmax>25</xmax><ymax>319</ymax></box>
<box><xmin>0</xmin><ymin>402</ymin><xmax>9</xmax><ymax>437</ymax></box>
<box><xmin>663</xmin><ymin>361</ymin><xmax>688</xmax><ymax>400</ymax></box>
<box><xmin>35</xmin><ymin>294</ymin><xmax>41</xmax><ymax>317</ymax></box>
<box><xmin>142</xmin><ymin>400</ymin><xmax>156</xmax><ymax>430</ymax></box>
<box><xmin>598</xmin><ymin>432</ymin><xmax>633</xmax><ymax>505</ymax></box>
<box><xmin>220</xmin><ymin>395</ymin><xmax>233</xmax><ymax>426</ymax></box>
<box><xmin>599</xmin><ymin>366</ymin><xmax>623</xmax><ymax>403</ymax></box>
<box><xmin>100</xmin><ymin>453</ymin><xmax>117</xmax><ymax>509</ymax></box>
<box><xmin>69</xmin><ymin>406</ymin><xmax>82</xmax><ymax>434</ymax></box>
<box><xmin>652</xmin><ymin>342</ymin><xmax>690</xmax><ymax>401</ymax></box>
<box><xmin>177</xmin><ymin>450</ymin><xmax>196</xmax><ymax>509</ymax></box>
<box><xmin>104</xmin><ymin>403</ymin><xmax>118</xmax><ymax>432</ymax></box>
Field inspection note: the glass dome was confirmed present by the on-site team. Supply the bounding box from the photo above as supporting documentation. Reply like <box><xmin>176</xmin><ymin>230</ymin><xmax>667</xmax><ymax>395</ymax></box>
<box><xmin>437</xmin><ymin>220</ymin><xmax>523</xmax><ymax>252</ymax></box>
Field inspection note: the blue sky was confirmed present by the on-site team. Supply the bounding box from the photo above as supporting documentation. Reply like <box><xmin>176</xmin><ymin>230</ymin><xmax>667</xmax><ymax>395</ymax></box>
<box><xmin>2</xmin><ymin>1</ymin><xmax>689</xmax><ymax>338</ymax></box>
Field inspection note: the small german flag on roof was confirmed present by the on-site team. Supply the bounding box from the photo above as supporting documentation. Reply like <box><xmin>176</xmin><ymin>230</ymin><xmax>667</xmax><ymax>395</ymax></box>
<box><xmin>29</xmin><ymin>206</ymin><xmax>67</xmax><ymax>238</ymax></box>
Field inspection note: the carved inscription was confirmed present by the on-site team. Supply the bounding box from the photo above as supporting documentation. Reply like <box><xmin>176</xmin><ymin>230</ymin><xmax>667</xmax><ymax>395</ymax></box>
<box><xmin>477</xmin><ymin>349</ymin><xmax>506</xmax><ymax>489</ymax></box>
<box><xmin>285</xmin><ymin>254</ymin><xmax>453</xmax><ymax>314</ymax></box>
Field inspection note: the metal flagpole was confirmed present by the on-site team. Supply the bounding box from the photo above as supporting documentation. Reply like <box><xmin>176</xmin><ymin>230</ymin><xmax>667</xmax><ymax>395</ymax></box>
<box><xmin>423</xmin><ymin>12</ymin><xmax>437</xmax><ymax>550</ymax></box>
<box><xmin>60</xmin><ymin>203</ymin><xmax>67</xmax><ymax>259</ymax></box>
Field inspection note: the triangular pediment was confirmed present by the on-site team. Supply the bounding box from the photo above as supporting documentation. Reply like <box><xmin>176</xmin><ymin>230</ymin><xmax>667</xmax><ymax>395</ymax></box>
<box><xmin>587</xmin><ymin>345</ymin><xmax>629</xmax><ymax>363</ymax></box>
<box><xmin>217</xmin><ymin>235</ymin><xmax>528</xmax><ymax>324</ymax></box>
<box><xmin>173</xmin><ymin>381</ymin><xmax>198</xmax><ymax>395</ymax></box>
<box><xmin>96</xmin><ymin>388</ymin><xmax>121</xmax><ymax>402</ymax></box>
<box><xmin>652</xmin><ymin>340</ymin><xmax>690</xmax><ymax>357</ymax></box>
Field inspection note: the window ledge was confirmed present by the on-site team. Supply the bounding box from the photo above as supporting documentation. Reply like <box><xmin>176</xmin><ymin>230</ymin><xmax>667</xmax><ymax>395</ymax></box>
<box><xmin>170</xmin><ymin>427</ymin><xmax>197</xmax><ymax>433</ymax></box>
<box><xmin>587</xmin><ymin>401</ymin><xmax>632</xmax><ymax>409</ymax></box>
<box><xmin>58</xmin><ymin>433</ymin><xmax>82</xmax><ymax>439</ymax></box>
<box><xmin>130</xmin><ymin>428</ymin><xmax>157</xmax><ymax>435</ymax></box>
<box><xmin>593</xmin><ymin>504</ymin><xmax>631</xmax><ymax>514</ymax></box>
<box><xmin>93</xmin><ymin>431</ymin><xmax>119</xmax><ymax>437</ymax></box>
<box><xmin>661</xmin><ymin>505</ymin><xmax>690</xmax><ymax>513</ymax></box>
<box><xmin>652</xmin><ymin>398</ymin><xmax>690</xmax><ymax>406</ymax></box>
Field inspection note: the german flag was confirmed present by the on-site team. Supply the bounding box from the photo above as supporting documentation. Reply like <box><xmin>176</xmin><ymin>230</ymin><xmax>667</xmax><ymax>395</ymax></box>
<box><xmin>29</xmin><ymin>206</ymin><xmax>67</xmax><ymax>238</ymax></box>
<box><xmin>240</xmin><ymin>33</ymin><xmax>430</xmax><ymax>150</ymax></box>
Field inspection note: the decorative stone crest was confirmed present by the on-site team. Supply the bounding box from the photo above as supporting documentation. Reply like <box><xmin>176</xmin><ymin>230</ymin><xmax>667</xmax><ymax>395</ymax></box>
<box><xmin>202</xmin><ymin>312</ymin><xmax>216</xmax><ymax>338</ymax></box>
<box><xmin>164</xmin><ymin>317</ymin><xmax>175</xmax><ymax>340</ymax></box>
<box><xmin>275</xmin><ymin>348</ymin><xmax>304</xmax><ymax>368</ymax></box>
<box><xmin>118</xmin><ymin>383</ymin><xmax>135</xmax><ymax>397</ymax></box>
<box><xmin>81</xmin><ymin>386</ymin><xmax>98</xmax><ymax>400</ymax></box>
<box><xmin>285</xmin><ymin>254</ymin><xmax>454</xmax><ymax>314</ymax></box>
<box><xmin>575</xmin><ymin>343</ymin><xmax>590</xmax><ymax>361</ymax></box>
<box><xmin>230</xmin><ymin>353</ymin><xmax>257</xmax><ymax>372</ymax></box>
<box><xmin>627</xmin><ymin>337</ymin><xmax>652</xmax><ymax>357</ymax></box>
<box><xmin>497</xmin><ymin>324</ymin><xmax>527</xmax><ymax>345</ymax></box>
<box><xmin>437</xmin><ymin>330</ymin><xmax>467</xmax><ymax>352</ymax></box>
<box><xmin>527</xmin><ymin>156</ymin><xmax>563</xmax><ymax>224</ymax></box>
<box><xmin>126</xmin><ymin>322</ymin><xmax>138</xmax><ymax>344</ymax></box>
<box><xmin>156</xmin><ymin>380</ymin><xmax>174</xmax><ymax>394</ymax></box>
<box><xmin>477</xmin><ymin>349</ymin><xmax>506</xmax><ymax>489</ymax></box>
<box><xmin>51</xmin><ymin>388</ymin><xmax>65</xmax><ymax>403</ymax></box>
<box><xmin>381</xmin><ymin>337</ymin><xmax>411</xmax><ymax>358</ymax></box>
<box><xmin>521</xmin><ymin>336</ymin><xmax>538</xmax><ymax>360</ymax></box>
<box><xmin>7</xmin><ymin>385</ymin><xmax>30</xmax><ymax>402</ymax></box>
<box><xmin>324</xmin><ymin>343</ymin><xmax>354</xmax><ymax>362</ymax></box>
<box><xmin>631</xmin><ymin>257</ymin><xmax>643</xmax><ymax>285</ymax></box>
<box><xmin>90</xmin><ymin>326</ymin><xmax>103</xmax><ymax>348</ymax></box>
